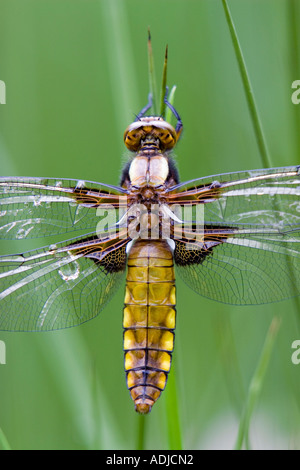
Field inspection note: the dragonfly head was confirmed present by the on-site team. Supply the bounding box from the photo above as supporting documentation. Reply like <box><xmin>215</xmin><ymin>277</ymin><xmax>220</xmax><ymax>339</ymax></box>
<box><xmin>124</xmin><ymin>116</ymin><xmax>177</xmax><ymax>152</ymax></box>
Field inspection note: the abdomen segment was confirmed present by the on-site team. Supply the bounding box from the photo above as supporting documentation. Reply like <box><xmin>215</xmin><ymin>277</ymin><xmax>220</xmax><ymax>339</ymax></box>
<box><xmin>123</xmin><ymin>240</ymin><xmax>176</xmax><ymax>414</ymax></box>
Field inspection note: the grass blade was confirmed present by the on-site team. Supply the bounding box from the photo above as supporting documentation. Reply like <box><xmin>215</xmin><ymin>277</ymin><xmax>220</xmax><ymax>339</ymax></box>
<box><xmin>148</xmin><ymin>28</ymin><xmax>158</xmax><ymax>115</ymax></box>
<box><xmin>0</xmin><ymin>426</ymin><xmax>11</xmax><ymax>450</ymax></box>
<box><xmin>234</xmin><ymin>317</ymin><xmax>281</xmax><ymax>450</ymax></box>
<box><xmin>136</xmin><ymin>415</ymin><xmax>146</xmax><ymax>450</ymax></box>
<box><xmin>223</xmin><ymin>0</ymin><xmax>300</xmax><ymax>329</ymax></box>
<box><xmin>222</xmin><ymin>2</ymin><xmax>300</xmax><ymax>448</ymax></box>
<box><xmin>138</xmin><ymin>34</ymin><xmax>182</xmax><ymax>450</ymax></box>
<box><xmin>165</xmin><ymin>359</ymin><xmax>182</xmax><ymax>450</ymax></box>
<box><xmin>161</xmin><ymin>82</ymin><xmax>181</xmax><ymax>449</ymax></box>
<box><xmin>222</xmin><ymin>0</ymin><xmax>271</xmax><ymax>168</ymax></box>
<box><xmin>287</xmin><ymin>0</ymin><xmax>300</xmax><ymax>156</ymax></box>
<box><xmin>165</xmin><ymin>85</ymin><xmax>177</xmax><ymax>124</ymax></box>
<box><xmin>160</xmin><ymin>45</ymin><xmax>168</xmax><ymax>117</ymax></box>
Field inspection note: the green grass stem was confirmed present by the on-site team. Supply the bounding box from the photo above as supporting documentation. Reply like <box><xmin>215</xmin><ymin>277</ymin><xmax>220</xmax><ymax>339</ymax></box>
<box><xmin>222</xmin><ymin>1</ymin><xmax>300</xmax><ymax>448</ymax></box>
<box><xmin>136</xmin><ymin>415</ymin><xmax>146</xmax><ymax>450</ymax></box>
<box><xmin>234</xmin><ymin>317</ymin><xmax>281</xmax><ymax>450</ymax></box>
<box><xmin>162</xmin><ymin>84</ymin><xmax>182</xmax><ymax>449</ymax></box>
<box><xmin>0</xmin><ymin>426</ymin><xmax>11</xmax><ymax>450</ymax></box>
<box><xmin>148</xmin><ymin>29</ymin><xmax>158</xmax><ymax>116</ymax></box>
<box><xmin>145</xmin><ymin>35</ymin><xmax>182</xmax><ymax>450</ymax></box>
<box><xmin>160</xmin><ymin>45</ymin><xmax>168</xmax><ymax>117</ymax></box>
<box><xmin>147</xmin><ymin>41</ymin><xmax>182</xmax><ymax>448</ymax></box>
<box><xmin>222</xmin><ymin>0</ymin><xmax>271</xmax><ymax>168</ymax></box>
<box><xmin>165</xmin><ymin>85</ymin><xmax>177</xmax><ymax>124</ymax></box>
<box><xmin>223</xmin><ymin>0</ymin><xmax>300</xmax><ymax>329</ymax></box>
<box><xmin>165</xmin><ymin>360</ymin><xmax>182</xmax><ymax>450</ymax></box>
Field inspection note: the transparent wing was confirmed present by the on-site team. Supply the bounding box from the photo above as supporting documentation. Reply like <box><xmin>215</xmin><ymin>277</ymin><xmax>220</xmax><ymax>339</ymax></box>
<box><xmin>0</xmin><ymin>232</ymin><xmax>129</xmax><ymax>331</ymax></box>
<box><xmin>171</xmin><ymin>165</ymin><xmax>300</xmax><ymax>305</ymax></box>
<box><xmin>167</xmin><ymin>165</ymin><xmax>300</xmax><ymax>225</ymax></box>
<box><xmin>0</xmin><ymin>177</ymin><xmax>128</xmax><ymax>240</ymax></box>
<box><xmin>174</xmin><ymin>225</ymin><xmax>300</xmax><ymax>305</ymax></box>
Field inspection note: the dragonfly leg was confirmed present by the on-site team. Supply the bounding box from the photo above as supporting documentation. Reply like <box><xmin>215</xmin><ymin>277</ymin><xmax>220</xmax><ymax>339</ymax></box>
<box><xmin>164</xmin><ymin>86</ymin><xmax>183</xmax><ymax>140</ymax></box>
<box><xmin>135</xmin><ymin>93</ymin><xmax>153</xmax><ymax>120</ymax></box>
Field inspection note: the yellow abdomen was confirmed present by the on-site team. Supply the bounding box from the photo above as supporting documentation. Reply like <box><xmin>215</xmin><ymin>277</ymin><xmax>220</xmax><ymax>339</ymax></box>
<box><xmin>123</xmin><ymin>240</ymin><xmax>176</xmax><ymax>414</ymax></box>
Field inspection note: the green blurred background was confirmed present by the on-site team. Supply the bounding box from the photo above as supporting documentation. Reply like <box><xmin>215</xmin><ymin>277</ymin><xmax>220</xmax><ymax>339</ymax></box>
<box><xmin>0</xmin><ymin>0</ymin><xmax>300</xmax><ymax>450</ymax></box>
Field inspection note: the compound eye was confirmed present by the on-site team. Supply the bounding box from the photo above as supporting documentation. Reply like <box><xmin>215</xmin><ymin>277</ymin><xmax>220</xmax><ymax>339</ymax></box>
<box><xmin>157</xmin><ymin>129</ymin><xmax>176</xmax><ymax>150</ymax></box>
<box><xmin>124</xmin><ymin>130</ymin><xmax>141</xmax><ymax>151</ymax></box>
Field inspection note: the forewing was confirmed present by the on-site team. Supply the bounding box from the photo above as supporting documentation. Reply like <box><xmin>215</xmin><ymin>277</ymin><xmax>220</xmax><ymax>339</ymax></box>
<box><xmin>0</xmin><ymin>177</ymin><xmax>128</xmax><ymax>240</ymax></box>
<box><xmin>167</xmin><ymin>166</ymin><xmax>300</xmax><ymax>225</ymax></box>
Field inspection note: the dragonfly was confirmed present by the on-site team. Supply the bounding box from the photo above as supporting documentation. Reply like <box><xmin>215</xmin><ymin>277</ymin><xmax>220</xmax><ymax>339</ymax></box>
<box><xmin>1</xmin><ymin>90</ymin><xmax>300</xmax><ymax>414</ymax></box>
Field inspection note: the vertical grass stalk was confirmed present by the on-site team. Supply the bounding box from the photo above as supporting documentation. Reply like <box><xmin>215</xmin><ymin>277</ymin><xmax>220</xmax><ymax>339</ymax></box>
<box><xmin>0</xmin><ymin>426</ymin><xmax>11</xmax><ymax>450</ymax></box>
<box><xmin>148</xmin><ymin>28</ymin><xmax>158</xmax><ymax>116</ymax></box>
<box><xmin>147</xmin><ymin>36</ymin><xmax>182</xmax><ymax>449</ymax></box>
<box><xmin>234</xmin><ymin>317</ymin><xmax>281</xmax><ymax>450</ymax></box>
<box><xmin>162</xmin><ymin>83</ymin><xmax>182</xmax><ymax>450</ymax></box>
<box><xmin>222</xmin><ymin>0</ymin><xmax>271</xmax><ymax>168</ymax></box>
<box><xmin>160</xmin><ymin>45</ymin><xmax>168</xmax><ymax>117</ymax></box>
<box><xmin>222</xmin><ymin>0</ymin><xmax>296</xmax><ymax>448</ymax></box>
<box><xmin>136</xmin><ymin>415</ymin><xmax>146</xmax><ymax>450</ymax></box>
<box><xmin>165</xmin><ymin>361</ymin><xmax>182</xmax><ymax>450</ymax></box>
<box><xmin>224</xmin><ymin>0</ymin><xmax>300</xmax><ymax>327</ymax></box>
<box><xmin>287</xmin><ymin>0</ymin><xmax>300</xmax><ymax>156</ymax></box>
<box><xmin>165</xmin><ymin>86</ymin><xmax>177</xmax><ymax>124</ymax></box>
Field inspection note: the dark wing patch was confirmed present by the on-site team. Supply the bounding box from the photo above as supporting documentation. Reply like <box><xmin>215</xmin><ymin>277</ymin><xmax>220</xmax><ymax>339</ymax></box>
<box><xmin>174</xmin><ymin>224</ymin><xmax>234</xmax><ymax>266</ymax></box>
<box><xmin>175</xmin><ymin>240</ymin><xmax>214</xmax><ymax>265</ymax></box>
<box><xmin>67</xmin><ymin>234</ymin><xmax>128</xmax><ymax>273</ymax></box>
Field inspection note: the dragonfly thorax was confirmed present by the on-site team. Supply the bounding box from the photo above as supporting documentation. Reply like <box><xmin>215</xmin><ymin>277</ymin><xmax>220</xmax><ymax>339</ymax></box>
<box><xmin>128</xmin><ymin>154</ymin><xmax>170</xmax><ymax>188</ymax></box>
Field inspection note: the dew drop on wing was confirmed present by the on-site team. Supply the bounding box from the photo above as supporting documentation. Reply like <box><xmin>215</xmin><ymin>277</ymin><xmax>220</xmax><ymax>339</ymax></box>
<box><xmin>58</xmin><ymin>260</ymin><xmax>80</xmax><ymax>282</ymax></box>
<box><xmin>16</xmin><ymin>228</ymin><xmax>26</xmax><ymax>240</ymax></box>
<box><xmin>49</xmin><ymin>244</ymin><xmax>58</xmax><ymax>255</ymax></box>
<box><xmin>16</xmin><ymin>225</ymin><xmax>35</xmax><ymax>239</ymax></box>
<box><xmin>75</xmin><ymin>180</ymin><xmax>86</xmax><ymax>190</ymax></box>
<box><xmin>33</xmin><ymin>196</ymin><xmax>42</xmax><ymax>207</ymax></box>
